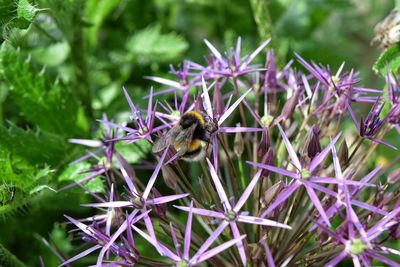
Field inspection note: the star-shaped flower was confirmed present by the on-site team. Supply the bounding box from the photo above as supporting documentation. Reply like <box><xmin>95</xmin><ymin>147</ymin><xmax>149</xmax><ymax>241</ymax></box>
<box><xmin>174</xmin><ymin>158</ymin><xmax>291</xmax><ymax>266</ymax></box>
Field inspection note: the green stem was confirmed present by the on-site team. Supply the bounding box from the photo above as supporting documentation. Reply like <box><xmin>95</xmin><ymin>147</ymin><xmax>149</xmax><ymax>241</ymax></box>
<box><xmin>249</xmin><ymin>0</ymin><xmax>274</xmax><ymax>42</ymax></box>
<box><xmin>70</xmin><ymin>7</ymin><xmax>93</xmax><ymax>120</ymax></box>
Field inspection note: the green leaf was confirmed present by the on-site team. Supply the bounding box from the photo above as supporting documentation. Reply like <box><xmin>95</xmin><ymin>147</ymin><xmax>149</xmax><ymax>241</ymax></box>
<box><xmin>16</xmin><ymin>0</ymin><xmax>39</xmax><ymax>29</ymax></box>
<box><xmin>115</xmin><ymin>139</ymin><xmax>151</xmax><ymax>164</ymax></box>
<box><xmin>49</xmin><ymin>223</ymin><xmax>73</xmax><ymax>254</ymax></box>
<box><xmin>0</xmin><ymin>42</ymin><xmax>88</xmax><ymax>136</ymax></box>
<box><xmin>0</xmin><ymin>148</ymin><xmax>53</xmax><ymax>216</ymax></box>
<box><xmin>85</xmin><ymin>0</ymin><xmax>120</xmax><ymax>48</ymax></box>
<box><xmin>126</xmin><ymin>24</ymin><xmax>189</xmax><ymax>64</ymax></box>
<box><xmin>31</xmin><ymin>41</ymin><xmax>70</xmax><ymax>66</ymax></box>
<box><xmin>58</xmin><ymin>161</ymin><xmax>104</xmax><ymax>193</ymax></box>
<box><xmin>58</xmin><ymin>161</ymin><xmax>91</xmax><ymax>182</ymax></box>
<box><xmin>373</xmin><ymin>43</ymin><xmax>400</xmax><ymax>76</ymax></box>
<box><xmin>0</xmin><ymin>123</ymin><xmax>71</xmax><ymax>166</ymax></box>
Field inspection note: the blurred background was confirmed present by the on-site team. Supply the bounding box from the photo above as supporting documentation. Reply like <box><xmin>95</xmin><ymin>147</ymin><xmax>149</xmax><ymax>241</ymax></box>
<box><xmin>0</xmin><ymin>0</ymin><xmax>395</xmax><ymax>266</ymax></box>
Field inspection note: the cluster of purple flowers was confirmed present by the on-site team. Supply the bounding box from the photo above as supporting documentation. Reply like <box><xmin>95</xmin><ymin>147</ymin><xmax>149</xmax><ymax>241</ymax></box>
<box><xmin>52</xmin><ymin>38</ymin><xmax>399</xmax><ymax>266</ymax></box>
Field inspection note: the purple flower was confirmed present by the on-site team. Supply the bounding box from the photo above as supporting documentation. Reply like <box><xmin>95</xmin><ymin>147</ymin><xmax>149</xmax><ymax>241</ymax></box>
<box><xmin>315</xmin><ymin>143</ymin><xmax>400</xmax><ymax>267</ymax></box>
<box><xmin>132</xmin><ymin>201</ymin><xmax>246</xmax><ymax>266</ymax></box>
<box><xmin>248</xmin><ymin>124</ymin><xmax>374</xmax><ymax>226</ymax></box>
<box><xmin>174</xmin><ymin>158</ymin><xmax>291</xmax><ymax>266</ymax></box>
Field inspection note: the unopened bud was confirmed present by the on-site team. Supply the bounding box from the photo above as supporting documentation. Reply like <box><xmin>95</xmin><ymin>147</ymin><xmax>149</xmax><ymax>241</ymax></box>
<box><xmin>258</xmin><ymin>129</ymin><xmax>270</xmax><ymax>157</ymax></box>
<box><xmin>161</xmin><ymin>166</ymin><xmax>177</xmax><ymax>190</ymax></box>
<box><xmin>308</xmin><ymin>126</ymin><xmax>321</xmax><ymax>159</ymax></box>
<box><xmin>338</xmin><ymin>139</ymin><xmax>349</xmax><ymax>167</ymax></box>
<box><xmin>152</xmin><ymin>188</ymin><xmax>167</xmax><ymax>218</ymax></box>
<box><xmin>260</xmin><ymin>181</ymin><xmax>283</xmax><ymax>209</ymax></box>
<box><xmin>198</xmin><ymin>178</ymin><xmax>212</xmax><ymax>205</ymax></box>
<box><xmin>388</xmin><ymin>169</ymin><xmax>400</xmax><ymax>184</ymax></box>
<box><xmin>234</xmin><ymin>124</ymin><xmax>244</xmax><ymax>157</ymax></box>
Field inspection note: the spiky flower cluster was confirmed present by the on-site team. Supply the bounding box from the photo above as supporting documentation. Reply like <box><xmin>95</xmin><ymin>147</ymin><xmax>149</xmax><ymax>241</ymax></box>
<box><xmin>52</xmin><ymin>39</ymin><xmax>399</xmax><ymax>266</ymax></box>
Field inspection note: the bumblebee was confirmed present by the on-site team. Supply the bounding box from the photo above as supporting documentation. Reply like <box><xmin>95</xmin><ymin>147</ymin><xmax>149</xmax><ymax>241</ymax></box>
<box><xmin>152</xmin><ymin>111</ymin><xmax>217</xmax><ymax>161</ymax></box>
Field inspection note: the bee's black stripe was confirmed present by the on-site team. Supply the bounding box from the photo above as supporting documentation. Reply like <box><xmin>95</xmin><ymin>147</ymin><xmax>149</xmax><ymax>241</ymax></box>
<box><xmin>183</xmin><ymin>146</ymin><xmax>202</xmax><ymax>157</ymax></box>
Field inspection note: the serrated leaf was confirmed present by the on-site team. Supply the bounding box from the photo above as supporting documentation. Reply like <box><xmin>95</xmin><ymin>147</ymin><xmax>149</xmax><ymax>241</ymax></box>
<box><xmin>126</xmin><ymin>24</ymin><xmax>188</xmax><ymax>64</ymax></box>
<box><xmin>0</xmin><ymin>123</ymin><xmax>71</xmax><ymax>166</ymax></box>
<box><xmin>0</xmin><ymin>42</ymin><xmax>88</xmax><ymax>136</ymax></box>
<box><xmin>115</xmin><ymin>139</ymin><xmax>151</xmax><ymax>164</ymax></box>
<box><xmin>373</xmin><ymin>43</ymin><xmax>400</xmax><ymax>76</ymax></box>
<box><xmin>16</xmin><ymin>0</ymin><xmax>38</xmax><ymax>29</ymax></box>
<box><xmin>58</xmin><ymin>162</ymin><xmax>104</xmax><ymax>193</ymax></box>
<box><xmin>84</xmin><ymin>177</ymin><xmax>104</xmax><ymax>193</ymax></box>
<box><xmin>0</xmin><ymin>148</ymin><xmax>53</xmax><ymax>215</ymax></box>
<box><xmin>58</xmin><ymin>162</ymin><xmax>91</xmax><ymax>182</ymax></box>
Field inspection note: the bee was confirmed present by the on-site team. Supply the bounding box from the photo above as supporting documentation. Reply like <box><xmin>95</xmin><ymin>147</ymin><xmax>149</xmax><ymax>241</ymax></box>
<box><xmin>152</xmin><ymin>111</ymin><xmax>217</xmax><ymax>161</ymax></box>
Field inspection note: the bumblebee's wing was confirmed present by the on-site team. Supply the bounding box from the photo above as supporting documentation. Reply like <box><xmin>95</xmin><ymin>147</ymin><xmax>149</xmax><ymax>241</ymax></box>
<box><xmin>173</xmin><ymin>123</ymin><xmax>197</xmax><ymax>156</ymax></box>
<box><xmin>152</xmin><ymin>127</ymin><xmax>177</xmax><ymax>153</ymax></box>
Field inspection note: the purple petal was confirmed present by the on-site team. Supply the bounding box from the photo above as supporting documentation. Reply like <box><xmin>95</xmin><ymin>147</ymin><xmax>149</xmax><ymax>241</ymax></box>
<box><xmin>146</xmin><ymin>194</ymin><xmax>189</xmax><ymax>205</ymax></box>
<box><xmin>218</xmin><ymin>127</ymin><xmax>263</xmax><ymax>133</ymax></box>
<box><xmin>81</xmin><ymin>201</ymin><xmax>132</xmax><ymax>208</ymax></box>
<box><xmin>202</xmin><ymin>76</ymin><xmax>213</xmax><ymax>119</ymax></box>
<box><xmin>169</xmin><ymin>223</ymin><xmax>182</xmax><ymax>258</ymax></box>
<box><xmin>218</xmin><ymin>88</ymin><xmax>252</xmax><ymax>126</ymax></box>
<box><xmin>309</xmin><ymin>177</ymin><xmax>375</xmax><ymax>187</ymax></box>
<box><xmin>240</xmin><ymin>38</ymin><xmax>271</xmax><ymax>71</ymax></box>
<box><xmin>262</xmin><ymin>182</ymin><xmax>301</xmax><ymax>217</ymax></box>
<box><xmin>115</xmin><ymin>153</ymin><xmax>138</xmax><ymax>194</ymax></box>
<box><xmin>206</xmin><ymin>158</ymin><xmax>231</xmax><ymax>210</ymax></box>
<box><xmin>366</xmin><ymin>206</ymin><xmax>400</xmax><ymax>241</ymax></box>
<box><xmin>204</xmin><ymin>39</ymin><xmax>224</xmax><ymax>64</ymax></box>
<box><xmin>346</xmin><ymin>103</ymin><xmax>360</xmax><ymax>131</ymax></box>
<box><xmin>304</xmin><ymin>185</ymin><xmax>331</xmax><ymax>226</ymax></box>
<box><xmin>58</xmin><ymin>169</ymin><xmax>106</xmax><ymax>191</ymax></box>
<box><xmin>324</xmin><ymin>250</ymin><xmax>348</xmax><ymax>267</ymax></box>
<box><xmin>308</xmin><ymin>132</ymin><xmax>342</xmax><ymax>172</ymax></box>
<box><xmin>144</xmin><ymin>76</ymin><xmax>183</xmax><ymax>89</ymax></box>
<box><xmin>64</xmin><ymin>215</ymin><xmax>95</xmax><ymax>238</ymax></box>
<box><xmin>184</xmin><ymin>201</ymin><xmax>193</xmax><ymax>260</ymax></box>
<box><xmin>247</xmin><ymin>161</ymin><xmax>298</xmax><ymax>179</ymax></box>
<box><xmin>230</xmin><ymin>222</ymin><xmax>247</xmax><ymax>266</ymax></box>
<box><xmin>174</xmin><ymin>205</ymin><xmax>225</xmax><ymax>219</ymax></box>
<box><xmin>261</xmin><ymin>238</ymin><xmax>275</xmax><ymax>267</ymax></box>
<box><xmin>234</xmin><ymin>170</ymin><xmax>262</xmax><ymax>212</ymax></box>
<box><xmin>59</xmin><ymin>245</ymin><xmax>101</xmax><ymax>267</ymax></box>
<box><xmin>366</xmin><ymin>250</ymin><xmax>400</xmax><ymax>267</ymax></box>
<box><xmin>277</xmin><ymin>124</ymin><xmax>301</xmax><ymax>170</ymax></box>
<box><xmin>192</xmin><ymin>220</ymin><xmax>229</xmax><ymax>260</ymax></box>
<box><xmin>68</xmin><ymin>139</ymin><xmax>103</xmax><ymax>147</ymax></box>
<box><xmin>367</xmin><ymin>137</ymin><xmax>397</xmax><ymax>150</ymax></box>
<box><xmin>105</xmin><ymin>184</ymin><xmax>114</xmax><ymax>236</ymax></box>
<box><xmin>142</xmin><ymin>148</ymin><xmax>168</xmax><ymax>199</ymax></box>
<box><xmin>96</xmin><ymin>210</ymin><xmax>143</xmax><ymax>265</ymax></box>
<box><xmin>237</xmin><ymin>215</ymin><xmax>291</xmax><ymax>229</ymax></box>
<box><xmin>131</xmin><ymin>224</ymin><xmax>179</xmax><ymax>261</ymax></box>
<box><xmin>191</xmin><ymin>234</ymin><xmax>246</xmax><ymax>265</ymax></box>
<box><xmin>123</xmin><ymin>86</ymin><xmax>138</xmax><ymax>115</ymax></box>
<box><xmin>351</xmin><ymin>200</ymin><xmax>388</xmax><ymax>216</ymax></box>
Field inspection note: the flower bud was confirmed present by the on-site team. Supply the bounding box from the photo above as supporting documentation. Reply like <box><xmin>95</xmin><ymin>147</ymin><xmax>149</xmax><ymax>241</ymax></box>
<box><xmin>152</xmin><ymin>188</ymin><xmax>167</xmax><ymax>218</ymax></box>
<box><xmin>258</xmin><ymin>129</ymin><xmax>270</xmax><ymax>158</ymax></box>
<box><xmin>308</xmin><ymin>126</ymin><xmax>321</xmax><ymax>159</ymax></box>
<box><xmin>260</xmin><ymin>181</ymin><xmax>283</xmax><ymax>209</ymax></box>
<box><xmin>338</xmin><ymin>139</ymin><xmax>349</xmax><ymax>167</ymax></box>
<box><xmin>161</xmin><ymin>165</ymin><xmax>177</xmax><ymax>190</ymax></box>
<box><xmin>234</xmin><ymin>124</ymin><xmax>244</xmax><ymax>157</ymax></box>
<box><xmin>388</xmin><ymin>169</ymin><xmax>400</xmax><ymax>184</ymax></box>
